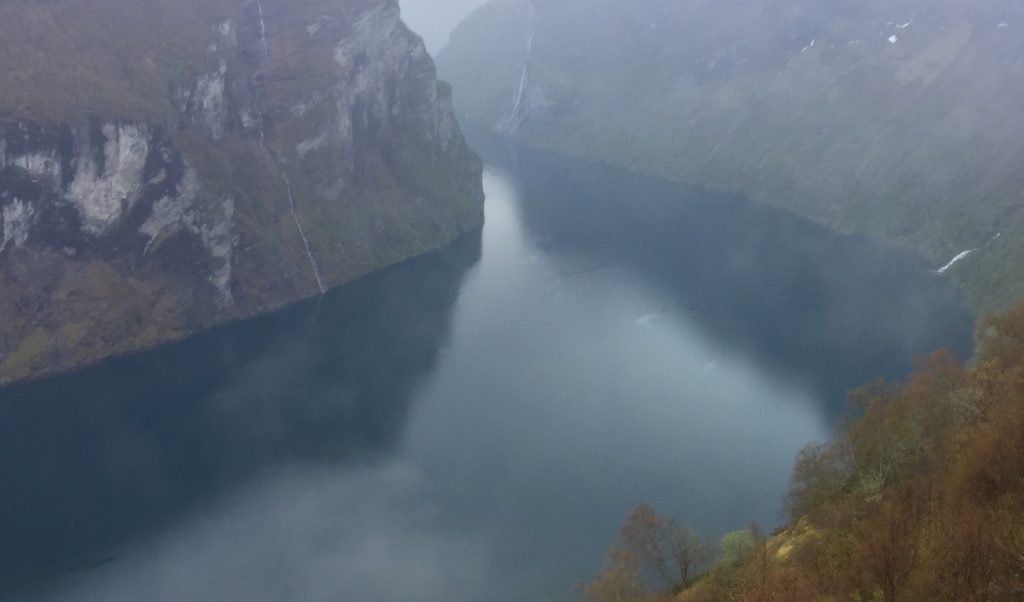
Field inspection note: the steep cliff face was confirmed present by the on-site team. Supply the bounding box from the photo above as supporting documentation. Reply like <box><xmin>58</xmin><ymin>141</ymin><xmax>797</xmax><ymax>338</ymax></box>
<box><xmin>0</xmin><ymin>0</ymin><xmax>484</xmax><ymax>384</ymax></box>
<box><xmin>439</xmin><ymin>0</ymin><xmax>1024</xmax><ymax>314</ymax></box>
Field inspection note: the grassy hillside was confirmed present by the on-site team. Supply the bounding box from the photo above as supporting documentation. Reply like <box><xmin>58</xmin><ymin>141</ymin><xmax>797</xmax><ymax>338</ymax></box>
<box><xmin>0</xmin><ymin>0</ymin><xmax>484</xmax><ymax>383</ymax></box>
<box><xmin>439</xmin><ymin>0</ymin><xmax>1024</xmax><ymax>315</ymax></box>
<box><xmin>0</xmin><ymin>0</ymin><xmax>238</xmax><ymax>121</ymax></box>
<box><xmin>582</xmin><ymin>303</ymin><xmax>1024</xmax><ymax>601</ymax></box>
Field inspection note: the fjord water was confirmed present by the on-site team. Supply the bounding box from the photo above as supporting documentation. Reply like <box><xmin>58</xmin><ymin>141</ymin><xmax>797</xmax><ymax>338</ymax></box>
<box><xmin>2</xmin><ymin>138</ymin><xmax>971</xmax><ymax>601</ymax></box>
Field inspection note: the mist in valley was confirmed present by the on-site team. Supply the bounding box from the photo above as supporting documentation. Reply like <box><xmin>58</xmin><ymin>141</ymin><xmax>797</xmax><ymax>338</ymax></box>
<box><xmin>0</xmin><ymin>0</ymin><xmax>1021</xmax><ymax>600</ymax></box>
<box><xmin>400</xmin><ymin>0</ymin><xmax>490</xmax><ymax>53</ymax></box>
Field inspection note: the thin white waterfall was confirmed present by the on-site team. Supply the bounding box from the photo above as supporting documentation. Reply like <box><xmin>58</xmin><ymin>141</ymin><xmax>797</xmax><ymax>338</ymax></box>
<box><xmin>283</xmin><ymin>173</ymin><xmax>327</xmax><ymax>294</ymax></box>
<box><xmin>508</xmin><ymin>66</ymin><xmax>529</xmax><ymax>130</ymax></box>
<box><xmin>935</xmin><ymin>232</ymin><xmax>1001</xmax><ymax>275</ymax></box>
<box><xmin>936</xmin><ymin>249</ymin><xmax>976</xmax><ymax>275</ymax></box>
<box><xmin>254</xmin><ymin>0</ymin><xmax>271</xmax><ymax>146</ymax></box>
<box><xmin>250</xmin><ymin>0</ymin><xmax>326</xmax><ymax>295</ymax></box>
<box><xmin>256</xmin><ymin>0</ymin><xmax>270</xmax><ymax>63</ymax></box>
<box><xmin>503</xmin><ymin>2</ymin><xmax>536</xmax><ymax>132</ymax></box>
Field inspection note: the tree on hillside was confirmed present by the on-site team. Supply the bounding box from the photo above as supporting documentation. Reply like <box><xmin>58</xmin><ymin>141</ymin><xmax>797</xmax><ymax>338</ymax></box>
<box><xmin>718</xmin><ymin>529</ymin><xmax>754</xmax><ymax>566</ymax></box>
<box><xmin>977</xmin><ymin>303</ymin><xmax>1024</xmax><ymax>367</ymax></box>
<box><xmin>587</xmin><ymin>302</ymin><xmax>1024</xmax><ymax>601</ymax></box>
<box><xmin>585</xmin><ymin>503</ymin><xmax>714</xmax><ymax>601</ymax></box>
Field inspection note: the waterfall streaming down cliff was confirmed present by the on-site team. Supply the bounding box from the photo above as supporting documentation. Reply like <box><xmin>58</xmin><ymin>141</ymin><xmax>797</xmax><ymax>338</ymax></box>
<box><xmin>253</xmin><ymin>0</ymin><xmax>271</xmax><ymax>146</ymax></box>
<box><xmin>251</xmin><ymin>0</ymin><xmax>326</xmax><ymax>295</ymax></box>
<box><xmin>508</xmin><ymin>66</ymin><xmax>528</xmax><ymax>129</ymax></box>
<box><xmin>256</xmin><ymin>0</ymin><xmax>270</xmax><ymax>63</ymax></box>
<box><xmin>937</xmin><ymin>249</ymin><xmax>976</xmax><ymax>275</ymax></box>
<box><xmin>0</xmin><ymin>0</ymin><xmax>485</xmax><ymax>383</ymax></box>
<box><xmin>935</xmin><ymin>233</ymin><xmax>1001</xmax><ymax>275</ymax></box>
<box><xmin>501</xmin><ymin>2</ymin><xmax>535</xmax><ymax>132</ymax></box>
<box><xmin>283</xmin><ymin>173</ymin><xmax>327</xmax><ymax>294</ymax></box>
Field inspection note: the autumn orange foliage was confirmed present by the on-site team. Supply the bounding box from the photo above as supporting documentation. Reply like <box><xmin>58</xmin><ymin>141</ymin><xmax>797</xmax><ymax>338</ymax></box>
<box><xmin>590</xmin><ymin>303</ymin><xmax>1024</xmax><ymax>601</ymax></box>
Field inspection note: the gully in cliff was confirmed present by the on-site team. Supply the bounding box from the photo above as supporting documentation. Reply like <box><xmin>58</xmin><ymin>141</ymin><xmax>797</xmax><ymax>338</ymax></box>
<box><xmin>0</xmin><ymin>0</ymin><xmax>484</xmax><ymax>385</ymax></box>
<box><xmin>251</xmin><ymin>0</ymin><xmax>327</xmax><ymax>294</ymax></box>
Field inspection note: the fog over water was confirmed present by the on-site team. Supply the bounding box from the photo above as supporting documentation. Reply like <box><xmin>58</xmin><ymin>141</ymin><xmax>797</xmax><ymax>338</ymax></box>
<box><xmin>4</xmin><ymin>137</ymin><xmax>971</xmax><ymax>602</ymax></box>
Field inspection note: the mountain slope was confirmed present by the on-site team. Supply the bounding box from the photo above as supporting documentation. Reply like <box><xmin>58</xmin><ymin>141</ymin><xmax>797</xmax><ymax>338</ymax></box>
<box><xmin>0</xmin><ymin>0</ymin><xmax>484</xmax><ymax>384</ymax></box>
<box><xmin>438</xmin><ymin>0</ymin><xmax>1024</xmax><ymax>314</ymax></box>
<box><xmin>675</xmin><ymin>306</ymin><xmax>1024</xmax><ymax>601</ymax></box>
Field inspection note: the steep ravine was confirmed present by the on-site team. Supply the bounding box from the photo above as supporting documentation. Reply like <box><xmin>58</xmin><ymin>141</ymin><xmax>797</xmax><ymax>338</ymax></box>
<box><xmin>0</xmin><ymin>0</ymin><xmax>484</xmax><ymax>384</ymax></box>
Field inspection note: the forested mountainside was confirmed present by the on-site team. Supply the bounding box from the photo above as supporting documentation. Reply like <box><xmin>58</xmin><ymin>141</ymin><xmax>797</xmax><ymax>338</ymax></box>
<box><xmin>439</xmin><ymin>0</ymin><xmax>1024</xmax><ymax>315</ymax></box>
<box><xmin>585</xmin><ymin>303</ymin><xmax>1024</xmax><ymax>601</ymax></box>
<box><xmin>0</xmin><ymin>0</ymin><xmax>483</xmax><ymax>384</ymax></box>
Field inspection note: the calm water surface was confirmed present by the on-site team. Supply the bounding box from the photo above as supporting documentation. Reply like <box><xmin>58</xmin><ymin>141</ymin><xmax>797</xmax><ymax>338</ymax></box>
<box><xmin>0</xmin><ymin>138</ymin><xmax>972</xmax><ymax>601</ymax></box>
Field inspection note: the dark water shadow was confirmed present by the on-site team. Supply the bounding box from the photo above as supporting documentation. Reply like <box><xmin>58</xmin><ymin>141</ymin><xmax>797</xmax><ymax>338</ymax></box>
<box><xmin>470</xmin><ymin>131</ymin><xmax>974</xmax><ymax>422</ymax></box>
<box><xmin>0</xmin><ymin>232</ymin><xmax>482</xmax><ymax>597</ymax></box>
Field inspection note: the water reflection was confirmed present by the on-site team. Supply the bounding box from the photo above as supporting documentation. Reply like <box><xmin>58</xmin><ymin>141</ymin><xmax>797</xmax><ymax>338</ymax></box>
<box><xmin>0</xmin><ymin>233</ymin><xmax>481</xmax><ymax>597</ymax></box>
<box><xmin>0</xmin><ymin>137</ymin><xmax>974</xmax><ymax>602</ymax></box>
<box><xmin>478</xmin><ymin>134</ymin><xmax>974</xmax><ymax>416</ymax></box>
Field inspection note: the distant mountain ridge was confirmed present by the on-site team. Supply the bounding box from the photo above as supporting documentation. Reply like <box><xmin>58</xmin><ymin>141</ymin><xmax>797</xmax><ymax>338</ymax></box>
<box><xmin>438</xmin><ymin>0</ymin><xmax>1024</xmax><ymax>314</ymax></box>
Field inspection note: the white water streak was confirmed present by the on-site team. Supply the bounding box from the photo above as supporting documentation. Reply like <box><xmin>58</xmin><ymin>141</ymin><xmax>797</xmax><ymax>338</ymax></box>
<box><xmin>935</xmin><ymin>232</ymin><xmax>1002</xmax><ymax>275</ymax></box>
<box><xmin>254</xmin><ymin>0</ymin><xmax>271</xmax><ymax>146</ymax></box>
<box><xmin>252</xmin><ymin>1</ymin><xmax>324</xmax><ymax>293</ymax></box>
<box><xmin>256</xmin><ymin>0</ymin><xmax>270</xmax><ymax>63</ymax></box>
<box><xmin>508</xmin><ymin>67</ymin><xmax>529</xmax><ymax>128</ymax></box>
<box><xmin>283</xmin><ymin>174</ymin><xmax>326</xmax><ymax>293</ymax></box>
<box><xmin>936</xmin><ymin>249</ymin><xmax>975</xmax><ymax>274</ymax></box>
<box><xmin>504</xmin><ymin>2</ymin><xmax>536</xmax><ymax>132</ymax></box>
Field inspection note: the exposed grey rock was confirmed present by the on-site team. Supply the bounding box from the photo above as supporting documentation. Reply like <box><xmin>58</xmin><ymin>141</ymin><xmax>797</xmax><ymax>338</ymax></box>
<box><xmin>67</xmin><ymin>122</ymin><xmax>150</xmax><ymax>236</ymax></box>
<box><xmin>1</xmin><ymin>198</ymin><xmax>35</xmax><ymax>254</ymax></box>
<box><xmin>0</xmin><ymin>0</ymin><xmax>484</xmax><ymax>384</ymax></box>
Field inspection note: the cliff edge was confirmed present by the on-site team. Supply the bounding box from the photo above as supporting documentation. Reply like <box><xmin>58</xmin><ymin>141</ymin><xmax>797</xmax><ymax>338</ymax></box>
<box><xmin>0</xmin><ymin>0</ymin><xmax>484</xmax><ymax>384</ymax></box>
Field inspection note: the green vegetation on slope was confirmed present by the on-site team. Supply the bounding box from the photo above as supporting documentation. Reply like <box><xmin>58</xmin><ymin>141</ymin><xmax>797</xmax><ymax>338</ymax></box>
<box><xmin>0</xmin><ymin>0</ymin><xmax>484</xmax><ymax>383</ymax></box>
<box><xmin>439</xmin><ymin>0</ymin><xmax>1024</xmax><ymax>314</ymax></box>
<box><xmin>584</xmin><ymin>303</ymin><xmax>1024</xmax><ymax>601</ymax></box>
<box><xmin>0</xmin><ymin>0</ymin><xmax>241</xmax><ymax>121</ymax></box>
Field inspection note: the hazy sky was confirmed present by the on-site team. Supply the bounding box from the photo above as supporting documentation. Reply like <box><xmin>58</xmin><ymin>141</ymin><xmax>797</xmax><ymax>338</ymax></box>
<box><xmin>401</xmin><ymin>0</ymin><xmax>490</xmax><ymax>54</ymax></box>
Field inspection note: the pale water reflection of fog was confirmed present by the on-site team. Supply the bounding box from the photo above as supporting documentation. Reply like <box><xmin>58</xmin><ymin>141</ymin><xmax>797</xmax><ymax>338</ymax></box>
<box><xmin>8</xmin><ymin>142</ymin><xmax>971</xmax><ymax>602</ymax></box>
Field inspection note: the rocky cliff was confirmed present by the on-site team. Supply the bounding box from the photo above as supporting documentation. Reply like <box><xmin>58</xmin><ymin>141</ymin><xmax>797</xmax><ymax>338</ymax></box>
<box><xmin>439</xmin><ymin>0</ymin><xmax>1024</xmax><ymax>314</ymax></box>
<box><xmin>0</xmin><ymin>0</ymin><xmax>484</xmax><ymax>384</ymax></box>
